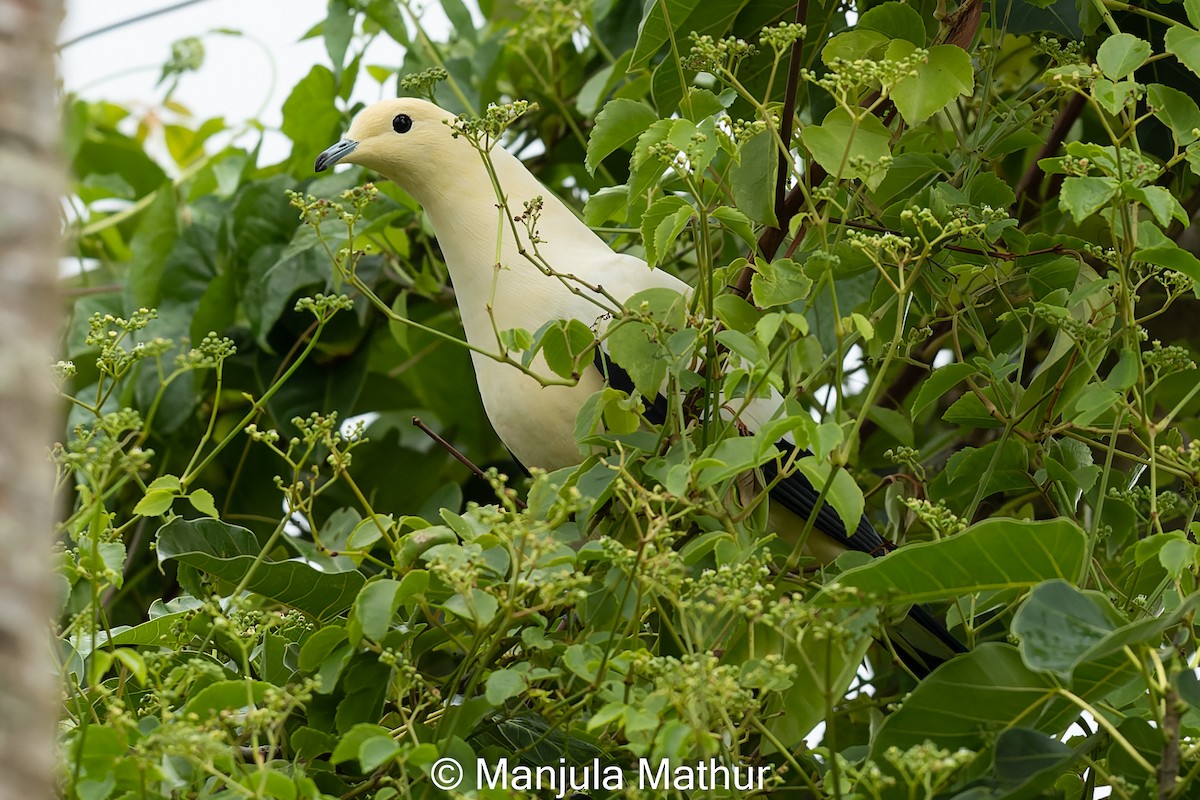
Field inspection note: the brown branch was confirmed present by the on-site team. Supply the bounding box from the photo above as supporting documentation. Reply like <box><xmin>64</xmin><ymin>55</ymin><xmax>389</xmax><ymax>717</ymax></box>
<box><xmin>1015</xmin><ymin>92</ymin><xmax>1086</xmax><ymax>216</ymax></box>
<box><xmin>411</xmin><ymin>416</ymin><xmax>527</xmax><ymax>509</ymax></box>
<box><xmin>733</xmin><ymin>0</ymin><xmax>814</xmax><ymax>300</ymax></box>
<box><xmin>774</xmin><ymin>0</ymin><xmax>810</xmax><ymax>226</ymax></box>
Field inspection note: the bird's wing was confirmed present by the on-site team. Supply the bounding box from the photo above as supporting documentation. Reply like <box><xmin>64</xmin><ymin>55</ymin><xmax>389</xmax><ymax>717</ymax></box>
<box><xmin>592</xmin><ymin>347</ymin><xmax>966</xmax><ymax>671</ymax></box>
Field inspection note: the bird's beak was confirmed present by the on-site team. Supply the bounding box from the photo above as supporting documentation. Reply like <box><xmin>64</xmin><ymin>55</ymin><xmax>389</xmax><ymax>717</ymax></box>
<box><xmin>315</xmin><ymin>138</ymin><xmax>358</xmax><ymax>172</ymax></box>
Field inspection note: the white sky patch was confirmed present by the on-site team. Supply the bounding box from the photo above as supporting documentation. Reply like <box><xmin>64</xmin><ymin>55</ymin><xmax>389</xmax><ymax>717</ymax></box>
<box><xmin>60</xmin><ymin>0</ymin><xmax>455</xmax><ymax>164</ymax></box>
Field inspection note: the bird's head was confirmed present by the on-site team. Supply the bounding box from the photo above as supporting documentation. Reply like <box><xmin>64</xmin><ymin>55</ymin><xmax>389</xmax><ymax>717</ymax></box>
<box><xmin>314</xmin><ymin>98</ymin><xmax>465</xmax><ymax>193</ymax></box>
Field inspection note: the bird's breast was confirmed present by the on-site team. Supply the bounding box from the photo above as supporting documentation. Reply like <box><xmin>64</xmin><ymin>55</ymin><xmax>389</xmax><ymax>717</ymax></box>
<box><xmin>471</xmin><ymin>353</ymin><xmax>605</xmax><ymax>471</ymax></box>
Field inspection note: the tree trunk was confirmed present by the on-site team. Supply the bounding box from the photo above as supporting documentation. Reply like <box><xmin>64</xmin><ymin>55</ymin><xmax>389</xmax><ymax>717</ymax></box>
<box><xmin>0</xmin><ymin>1</ymin><xmax>64</xmax><ymax>799</ymax></box>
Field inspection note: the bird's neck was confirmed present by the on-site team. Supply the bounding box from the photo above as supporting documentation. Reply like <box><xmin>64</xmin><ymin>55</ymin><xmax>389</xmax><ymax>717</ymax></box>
<box><xmin>407</xmin><ymin>145</ymin><xmax>610</xmax><ymax>346</ymax></box>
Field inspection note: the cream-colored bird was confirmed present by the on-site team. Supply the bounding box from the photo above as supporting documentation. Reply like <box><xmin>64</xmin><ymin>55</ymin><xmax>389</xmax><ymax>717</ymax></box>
<box><xmin>316</xmin><ymin>98</ymin><xmax>964</xmax><ymax>671</ymax></box>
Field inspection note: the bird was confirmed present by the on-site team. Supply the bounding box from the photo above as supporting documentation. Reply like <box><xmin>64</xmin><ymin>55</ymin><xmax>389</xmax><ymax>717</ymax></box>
<box><xmin>315</xmin><ymin>98</ymin><xmax>965</xmax><ymax>673</ymax></box>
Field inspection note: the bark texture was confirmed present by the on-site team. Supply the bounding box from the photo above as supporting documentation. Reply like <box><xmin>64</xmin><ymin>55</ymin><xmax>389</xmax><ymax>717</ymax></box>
<box><xmin>0</xmin><ymin>1</ymin><xmax>64</xmax><ymax>798</ymax></box>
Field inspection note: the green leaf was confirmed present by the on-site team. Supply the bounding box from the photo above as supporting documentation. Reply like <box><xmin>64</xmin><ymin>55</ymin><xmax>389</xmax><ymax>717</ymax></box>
<box><xmin>821</xmin><ymin>518</ymin><xmax>1087</xmax><ymax>605</ymax></box>
<box><xmin>584</xmin><ymin>186</ymin><xmax>629</xmax><ymax>226</ymax></box>
<box><xmin>1132</xmin><ymin>242</ymin><xmax>1200</xmax><ymax>283</ymax></box>
<box><xmin>1092</xmin><ymin>78</ymin><xmax>1138</xmax><ymax>116</ymax></box>
<box><xmin>186</xmin><ymin>489</ymin><xmax>219</xmax><ymax>518</ymax></box>
<box><xmin>1147</xmin><ymin>84</ymin><xmax>1200</xmax><ymax>146</ymax></box>
<box><xmin>887</xmin><ymin>42</ymin><xmax>975</xmax><ymax>126</ymax></box>
<box><xmin>871</xmin><ymin>644</ymin><xmax>1061</xmax><ymax>752</ymax></box>
<box><xmin>1126</xmin><ymin>185</ymin><xmax>1187</xmax><ymax>228</ymax></box>
<box><xmin>587</xmin><ymin>99</ymin><xmax>659</xmax><ymax>175</ymax></box>
<box><xmin>912</xmin><ymin>362</ymin><xmax>976</xmax><ymax>418</ymax></box>
<box><xmin>1166</xmin><ymin>25</ymin><xmax>1200</xmax><ymax>79</ymax></box>
<box><xmin>641</xmin><ymin>195</ymin><xmax>693</xmax><ymax>267</ymax></box>
<box><xmin>126</xmin><ymin>183</ymin><xmax>179</xmax><ymax>310</ymax></box>
<box><xmin>1095</xmin><ymin>33</ymin><xmax>1150</xmax><ymax>79</ymax></box>
<box><xmin>1188</xmin><ymin>0</ymin><xmax>1200</xmax><ymax>27</ymax></box>
<box><xmin>629</xmin><ymin>0</ymin><xmax>745</xmax><ymax>71</ymax></box>
<box><xmin>358</xmin><ymin>735</ymin><xmax>400</xmax><ymax>772</ymax></box>
<box><xmin>800</xmin><ymin>107</ymin><xmax>892</xmax><ymax>190</ymax></box>
<box><xmin>1058</xmin><ymin>176</ymin><xmax>1118</xmax><ymax>223</ymax></box>
<box><xmin>710</xmin><ymin>206</ymin><xmax>756</xmax><ymax>248</ymax></box>
<box><xmin>486</xmin><ymin>668</ymin><xmax>527</xmax><ymax>704</ymax></box>
<box><xmin>442</xmin><ymin>588</ymin><xmax>499</xmax><ymax>627</ymax></box>
<box><xmin>157</xmin><ymin>518</ymin><xmax>365</xmax><ymax>618</ymax></box>
<box><xmin>730</xmin><ymin>130</ymin><xmax>778</xmax><ymax>226</ymax></box>
<box><xmin>133</xmin><ymin>490</ymin><xmax>176</xmax><ymax>518</ymax></box>
<box><xmin>331</xmin><ymin>723</ymin><xmax>391</xmax><ymax>766</ymax></box>
<box><xmin>323</xmin><ymin>0</ymin><xmax>355</xmax><ymax>74</ymax></box>
<box><xmin>184</xmin><ymin>679</ymin><xmax>272</xmax><ymax>718</ymax></box>
<box><xmin>993</xmin><ymin>728</ymin><xmax>1082</xmax><ymax>798</ymax></box>
<box><xmin>822</xmin><ymin>29</ymin><xmax>890</xmax><ymax>65</ymax></box>
<box><xmin>355</xmin><ymin>579</ymin><xmax>403</xmax><ymax>641</ymax></box>
<box><xmin>1011</xmin><ymin>580</ymin><xmax>1123</xmax><ymax>678</ymax></box>
<box><xmin>794</xmin><ymin>458</ymin><xmax>863</xmax><ymax>536</ymax></box>
<box><xmin>751</xmin><ymin>258</ymin><xmax>813</xmax><ymax>308</ymax></box>
<box><xmin>535</xmin><ymin>319</ymin><xmax>594</xmax><ymax>380</ymax></box>
<box><xmin>280</xmin><ymin>65</ymin><xmax>344</xmax><ymax>175</ymax></box>
<box><xmin>607</xmin><ymin>322</ymin><xmax>666</xmax><ymax>398</ymax></box>
<box><xmin>856</xmin><ymin>1</ymin><xmax>927</xmax><ymax>45</ymax></box>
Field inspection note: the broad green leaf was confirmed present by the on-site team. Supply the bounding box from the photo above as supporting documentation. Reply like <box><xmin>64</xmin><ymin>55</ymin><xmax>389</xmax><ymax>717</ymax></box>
<box><xmin>629</xmin><ymin>0</ymin><xmax>746</xmax><ymax>71</ymax></box>
<box><xmin>358</xmin><ymin>735</ymin><xmax>400</xmax><ymax>772</ymax></box>
<box><xmin>186</xmin><ymin>489</ymin><xmax>219</xmax><ymax>518</ymax></box>
<box><xmin>822</xmin><ymin>29</ymin><xmax>890</xmax><ymax>65</ymax></box>
<box><xmin>887</xmin><ymin>42</ymin><xmax>975</xmax><ymax>126</ymax></box>
<box><xmin>1095</xmin><ymin>33</ymin><xmax>1150</xmax><ymax>79</ymax></box>
<box><xmin>871</xmin><ymin>644</ymin><xmax>1061</xmax><ymax>753</ymax></box>
<box><xmin>126</xmin><ymin>184</ymin><xmax>179</xmax><ymax>309</ymax></box>
<box><xmin>535</xmin><ymin>319</ymin><xmax>594</xmax><ymax>380</ymax></box>
<box><xmin>1092</xmin><ymin>78</ymin><xmax>1138</xmax><ymax>116</ymax></box>
<box><xmin>730</xmin><ymin>130</ymin><xmax>778</xmax><ymax>226</ymax></box>
<box><xmin>323</xmin><ymin>0</ymin><xmax>354</xmax><ymax>74</ymax></box>
<box><xmin>1189</xmin><ymin>0</ymin><xmax>1200</xmax><ymax>27</ymax></box>
<box><xmin>1126</xmin><ymin>185</ymin><xmax>1187</xmax><ymax>228</ymax></box>
<box><xmin>740</xmin><ymin>610</ymin><xmax>873</xmax><ymax>750</ymax></box>
<box><xmin>355</xmin><ymin>579</ymin><xmax>403</xmax><ymax>641</ymax></box>
<box><xmin>442</xmin><ymin>588</ymin><xmax>499</xmax><ymax>627</ymax></box>
<box><xmin>751</xmin><ymin>258</ymin><xmax>813</xmax><ymax>308</ymax></box>
<box><xmin>666</xmin><ymin>117</ymin><xmax>717</xmax><ymax>175</ymax></box>
<box><xmin>157</xmin><ymin>518</ymin><xmax>365</xmax><ymax>618</ymax></box>
<box><xmin>330</xmin><ymin>723</ymin><xmax>392</xmax><ymax>766</ymax></box>
<box><xmin>821</xmin><ymin>518</ymin><xmax>1087</xmax><ymax>605</ymax></box>
<box><xmin>584</xmin><ymin>185</ymin><xmax>629</xmax><ymax>226</ymax></box>
<box><xmin>133</xmin><ymin>489</ymin><xmax>176</xmax><ymax>517</ymax></box>
<box><xmin>607</xmin><ymin>322</ymin><xmax>666</xmax><ymax>398</ymax></box>
<box><xmin>857</xmin><ymin>1</ymin><xmax>927</xmax><ymax>45</ymax></box>
<box><xmin>912</xmin><ymin>362</ymin><xmax>976</xmax><ymax>418</ymax></box>
<box><xmin>710</xmin><ymin>206</ymin><xmax>756</xmax><ymax>248</ymax></box>
<box><xmin>184</xmin><ymin>679</ymin><xmax>271</xmax><ymax>718</ymax></box>
<box><xmin>587</xmin><ymin>99</ymin><xmax>659</xmax><ymax>175</ymax></box>
<box><xmin>146</xmin><ymin>475</ymin><xmax>182</xmax><ymax>492</ymax></box>
<box><xmin>694</xmin><ymin>436</ymin><xmax>779</xmax><ymax>489</ymax></box>
<box><xmin>486</xmin><ymin>668</ymin><xmax>527</xmax><ymax>704</ymax></box>
<box><xmin>1165</xmin><ymin>25</ymin><xmax>1200</xmax><ymax>79</ymax></box>
<box><xmin>1011</xmin><ymin>580</ymin><xmax>1123</xmax><ymax>678</ymax></box>
<box><xmin>280</xmin><ymin>65</ymin><xmax>343</xmax><ymax>175</ymax></box>
<box><xmin>800</xmin><ymin>107</ymin><xmax>892</xmax><ymax>190</ymax></box>
<box><xmin>993</xmin><ymin>728</ymin><xmax>1085</xmax><ymax>799</ymax></box>
<box><xmin>1059</xmin><ymin>176</ymin><xmax>1118</xmax><ymax>223</ymax></box>
<box><xmin>641</xmin><ymin>195</ymin><xmax>693</xmax><ymax>267</ymax></box>
<box><xmin>794</xmin><ymin>457</ymin><xmax>864</xmax><ymax>536</ymax></box>
<box><xmin>1147</xmin><ymin>84</ymin><xmax>1200</xmax><ymax>146</ymax></box>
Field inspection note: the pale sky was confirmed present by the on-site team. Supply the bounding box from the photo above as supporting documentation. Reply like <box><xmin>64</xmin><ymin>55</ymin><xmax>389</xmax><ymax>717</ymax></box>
<box><xmin>59</xmin><ymin>0</ymin><xmax>449</xmax><ymax>163</ymax></box>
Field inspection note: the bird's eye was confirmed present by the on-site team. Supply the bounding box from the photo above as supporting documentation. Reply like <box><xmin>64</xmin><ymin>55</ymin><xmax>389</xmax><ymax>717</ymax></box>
<box><xmin>392</xmin><ymin>114</ymin><xmax>413</xmax><ymax>134</ymax></box>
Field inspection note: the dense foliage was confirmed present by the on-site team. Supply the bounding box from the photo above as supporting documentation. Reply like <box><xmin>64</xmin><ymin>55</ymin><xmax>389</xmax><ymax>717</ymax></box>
<box><xmin>58</xmin><ymin>0</ymin><xmax>1200</xmax><ymax>797</ymax></box>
